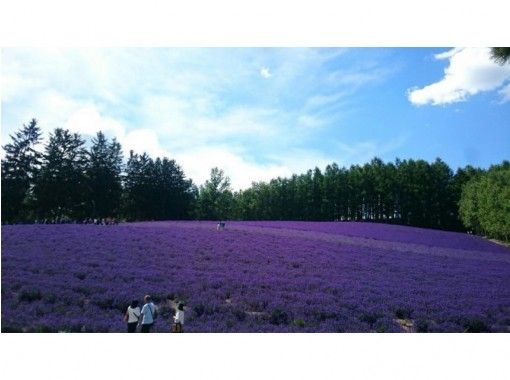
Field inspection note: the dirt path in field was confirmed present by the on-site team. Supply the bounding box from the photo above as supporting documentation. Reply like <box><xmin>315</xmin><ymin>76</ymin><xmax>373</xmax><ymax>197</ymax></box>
<box><xmin>126</xmin><ymin>221</ymin><xmax>510</xmax><ymax>264</ymax></box>
<box><xmin>488</xmin><ymin>238</ymin><xmax>510</xmax><ymax>248</ymax></box>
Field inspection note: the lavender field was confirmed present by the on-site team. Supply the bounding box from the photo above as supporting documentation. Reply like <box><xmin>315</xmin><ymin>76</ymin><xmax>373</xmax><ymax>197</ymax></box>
<box><xmin>2</xmin><ymin>221</ymin><xmax>510</xmax><ymax>333</ymax></box>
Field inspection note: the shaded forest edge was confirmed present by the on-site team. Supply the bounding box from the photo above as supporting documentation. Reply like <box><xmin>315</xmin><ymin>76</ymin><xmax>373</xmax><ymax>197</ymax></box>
<box><xmin>2</xmin><ymin>119</ymin><xmax>509</xmax><ymax>242</ymax></box>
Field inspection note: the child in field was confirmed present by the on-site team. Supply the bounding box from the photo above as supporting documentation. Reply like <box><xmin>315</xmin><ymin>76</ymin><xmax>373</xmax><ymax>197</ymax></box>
<box><xmin>140</xmin><ymin>295</ymin><xmax>157</xmax><ymax>333</ymax></box>
<box><xmin>173</xmin><ymin>303</ymin><xmax>185</xmax><ymax>333</ymax></box>
<box><xmin>124</xmin><ymin>300</ymin><xmax>141</xmax><ymax>332</ymax></box>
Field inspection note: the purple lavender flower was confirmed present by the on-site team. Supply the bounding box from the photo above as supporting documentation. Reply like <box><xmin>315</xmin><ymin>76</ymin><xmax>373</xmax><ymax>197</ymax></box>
<box><xmin>2</xmin><ymin>221</ymin><xmax>509</xmax><ymax>332</ymax></box>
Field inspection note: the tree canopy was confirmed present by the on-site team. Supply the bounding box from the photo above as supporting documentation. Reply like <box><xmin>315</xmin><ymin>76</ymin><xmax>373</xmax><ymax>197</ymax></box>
<box><xmin>1</xmin><ymin>119</ymin><xmax>42</xmax><ymax>222</ymax></box>
<box><xmin>459</xmin><ymin>161</ymin><xmax>510</xmax><ymax>241</ymax></box>
<box><xmin>195</xmin><ymin>168</ymin><xmax>233</xmax><ymax>220</ymax></box>
<box><xmin>2</xmin><ymin>119</ymin><xmax>509</xmax><ymax>242</ymax></box>
<box><xmin>32</xmin><ymin>128</ymin><xmax>88</xmax><ymax>219</ymax></box>
<box><xmin>490</xmin><ymin>47</ymin><xmax>510</xmax><ymax>65</ymax></box>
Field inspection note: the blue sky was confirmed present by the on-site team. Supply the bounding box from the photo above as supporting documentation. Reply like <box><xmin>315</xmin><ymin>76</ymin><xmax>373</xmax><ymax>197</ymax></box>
<box><xmin>2</xmin><ymin>48</ymin><xmax>509</xmax><ymax>189</ymax></box>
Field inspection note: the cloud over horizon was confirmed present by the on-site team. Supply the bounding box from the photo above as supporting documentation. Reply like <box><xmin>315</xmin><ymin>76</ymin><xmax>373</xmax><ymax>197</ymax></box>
<box><xmin>408</xmin><ymin>47</ymin><xmax>510</xmax><ymax>106</ymax></box>
<box><xmin>2</xmin><ymin>48</ymin><xmax>400</xmax><ymax>189</ymax></box>
<box><xmin>3</xmin><ymin>48</ymin><xmax>507</xmax><ymax>189</ymax></box>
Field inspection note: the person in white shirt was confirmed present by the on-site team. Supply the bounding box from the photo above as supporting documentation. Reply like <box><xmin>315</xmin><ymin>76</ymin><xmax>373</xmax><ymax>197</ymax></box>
<box><xmin>140</xmin><ymin>295</ymin><xmax>157</xmax><ymax>333</ymax></box>
<box><xmin>124</xmin><ymin>300</ymin><xmax>141</xmax><ymax>333</ymax></box>
<box><xmin>173</xmin><ymin>303</ymin><xmax>185</xmax><ymax>333</ymax></box>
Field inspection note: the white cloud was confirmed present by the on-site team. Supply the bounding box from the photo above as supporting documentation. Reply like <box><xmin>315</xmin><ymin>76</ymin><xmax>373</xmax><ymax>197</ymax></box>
<box><xmin>175</xmin><ymin>147</ymin><xmax>290</xmax><ymax>190</ymax></box>
<box><xmin>60</xmin><ymin>106</ymin><xmax>315</xmax><ymax>189</ymax></box>
<box><xmin>408</xmin><ymin>47</ymin><xmax>510</xmax><ymax>106</ymax></box>
<box><xmin>61</xmin><ymin>105</ymin><xmax>337</xmax><ymax>189</ymax></box>
<box><xmin>136</xmin><ymin>93</ymin><xmax>288</xmax><ymax>148</ymax></box>
<box><xmin>121</xmin><ymin>129</ymin><xmax>170</xmax><ymax>158</ymax></box>
<box><xmin>433</xmin><ymin>47</ymin><xmax>463</xmax><ymax>60</ymax></box>
<box><xmin>2</xmin><ymin>48</ymin><xmax>400</xmax><ymax>189</ymax></box>
<box><xmin>65</xmin><ymin>106</ymin><xmax>125</xmax><ymax>138</ymax></box>
<box><xmin>64</xmin><ymin>106</ymin><xmax>172</xmax><ymax>159</ymax></box>
<box><xmin>297</xmin><ymin>114</ymin><xmax>324</xmax><ymax>128</ymax></box>
<box><xmin>335</xmin><ymin>136</ymin><xmax>408</xmax><ymax>166</ymax></box>
<box><xmin>498</xmin><ymin>83</ymin><xmax>510</xmax><ymax>103</ymax></box>
<box><xmin>260</xmin><ymin>67</ymin><xmax>271</xmax><ymax>78</ymax></box>
<box><xmin>304</xmin><ymin>91</ymin><xmax>348</xmax><ymax>110</ymax></box>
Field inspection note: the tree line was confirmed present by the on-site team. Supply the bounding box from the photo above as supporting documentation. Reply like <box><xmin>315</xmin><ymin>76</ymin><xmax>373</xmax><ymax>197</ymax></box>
<box><xmin>459</xmin><ymin>162</ymin><xmax>510</xmax><ymax>242</ymax></box>
<box><xmin>2</xmin><ymin>119</ymin><xmax>509</xmax><ymax>242</ymax></box>
<box><xmin>196</xmin><ymin>158</ymin><xmax>487</xmax><ymax>233</ymax></box>
<box><xmin>2</xmin><ymin>119</ymin><xmax>196</xmax><ymax>222</ymax></box>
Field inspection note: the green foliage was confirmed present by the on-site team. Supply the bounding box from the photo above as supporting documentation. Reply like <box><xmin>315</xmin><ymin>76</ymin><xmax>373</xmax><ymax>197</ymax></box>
<box><xmin>195</xmin><ymin>168</ymin><xmax>233</xmax><ymax>220</ymax></box>
<box><xmin>85</xmin><ymin>132</ymin><xmax>123</xmax><ymax>218</ymax></box>
<box><xmin>1</xmin><ymin>119</ymin><xmax>42</xmax><ymax>221</ymax></box>
<box><xmin>490</xmin><ymin>47</ymin><xmax>510</xmax><ymax>65</ymax></box>
<box><xmin>122</xmin><ymin>151</ymin><xmax>194</xmax><ymax>220</ymax></box>
<box><xmin>459</xmin><ymin>162</ymin><xmax>510</xmax><ymax>242</ymax></box>
<box><xmin>231</xmin><ymin>157</ymin><xmax>470</xmax><ymax>231</ymax></box>
<box><xmin>2</xmin><ymin>120</ymin><xmax>195</xmax><ymax>223</ymax></box>
<box><xmin>32</xmin><ymin>128</ymin><xmax>88</xmax><ymax>219</ymax></box>
<box><xmin>3</xmin><ymin>119</ymin><xmax>508</xmax><ymax>243</ymax></box>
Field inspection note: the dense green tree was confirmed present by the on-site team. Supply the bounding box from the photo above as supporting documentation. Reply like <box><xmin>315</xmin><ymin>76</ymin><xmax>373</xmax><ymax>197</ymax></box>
<box><xmin>4</xmin><ymin>120</ymin><xmax>507</xmax><ymax>241</ymax></box>
<box><xmin>459</xmin><ymin>162</ymin><xmax>510</xmax><ymax>241</ymax></box>
<box><xmin>1</xmin><ymin>119</ymin><xmax>42</xmax><ymax>222</ymax></box>
<box><xmin>448</xmin><ymin>165</ymin><xmax>483</xmax><ymax>230</ymax></box>
<box><xmin>32</xmin><ymin>128</ymin><xmax>87</xmax><ymax>219</ymax></box>
<box><xmin>92</xmin><ymin>148</ymin><xmax>195</xmax><ymax>221</ymax></box>
<box><xmin>311</xmin><ymin>167</ymin><xmax>324</xmax><ymax>220</ymax></box>
<box><xmin>152</xmin><ymin>157</ymin><xmax>195</xmax><ymax>219</ymax></box>
<box><xmin>459</xmin><ymin>178</ymin><xmax>482</xmax><ymax>234</ymax></box>
<box><xmin>490</xmin><ymin>47</ymin><xmax>510</xmax><ymax>65</ymax></box>
<box><xmin>428</xmin><ymin>158</ymin><xmax>455</xmax><ymax>228</ymax></box>
<box><xmin>229</xmin><ymin>156</ymin><xmax>485</xmax><ymax>232</ymax></box>
<box><xmin>123</xmin><ymin>151</ymin><xmax>156</xmax><ymax>220</ymax></box>
<box><xmin>322</xmin><ymin>164</ymin><xmax>340</xmax><ymax>220</ymax></box>
<box><xmin>196</xmin><ymin>167</ymin><xmax>233</xmax><ymax>220</ymax></box>
<box><xmin>85</xmin><ymin>131</ymin><xmax>123</xmax><ymax>218</ymax></box>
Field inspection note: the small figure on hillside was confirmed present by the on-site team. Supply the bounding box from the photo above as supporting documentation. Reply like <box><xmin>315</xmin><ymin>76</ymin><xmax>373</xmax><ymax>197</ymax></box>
<box><xmin>124</xmin><ymin>300</ymin><xmax>141</xmax><ymax>333</ymax></box>
<box><xmin>172</xmin><ymin>303</ymin><xmax>185</xmax><ymax>333</ymax></box>
<box><xmin>140</xmin><ymin>295</ymin><xmax>157</xmax><ymax>333</ymax></box>
<box><xmin>217</xmin><ymin>221</ymin><xmax>226</xmax><ymax>231</ymax></box>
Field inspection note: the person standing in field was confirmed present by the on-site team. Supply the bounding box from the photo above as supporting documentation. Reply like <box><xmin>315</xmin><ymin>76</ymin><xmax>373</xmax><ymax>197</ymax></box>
<box><xmin>140</xmin><ymin>295</ymin><xmax>157</xmax><ymax>333</ymax></box>
<box><xmin>173</xmin><ymin>303</ymin><xmax>185</xmax><ymax>333</ymax></box>
<box><xmin>124</xmin><ymin>300</ymin><xmax>141</xmax><ymax>333</ymax></box>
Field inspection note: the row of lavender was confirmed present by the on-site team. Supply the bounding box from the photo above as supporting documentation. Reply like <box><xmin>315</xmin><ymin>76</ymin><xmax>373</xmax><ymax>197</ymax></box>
<box><xmin>229</xmin><ymin>221</ymin><xmax>510</xmax><ymax>252</ymax></box>
<box><xmin>2</xmin><ymin>222</ymin><xmax>509</xmax><ymax>332</ymax></box>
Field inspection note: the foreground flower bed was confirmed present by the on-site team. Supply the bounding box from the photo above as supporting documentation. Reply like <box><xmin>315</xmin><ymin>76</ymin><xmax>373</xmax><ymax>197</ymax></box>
<box><xmin>2</xmin><ymin>221</ymin><xmax>509</xmax><ymax>332</ymax></box>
